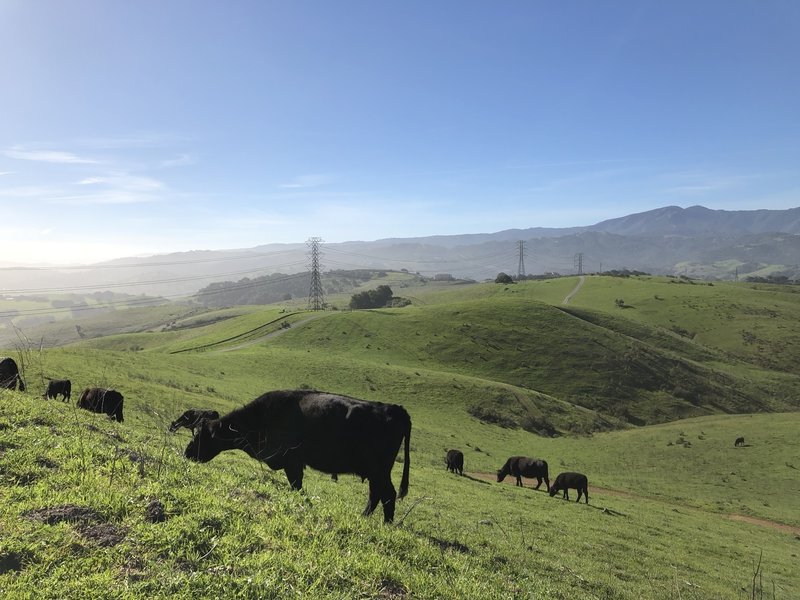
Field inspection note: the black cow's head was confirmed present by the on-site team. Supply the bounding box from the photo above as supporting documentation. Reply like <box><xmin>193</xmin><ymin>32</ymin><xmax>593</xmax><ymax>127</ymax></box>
<box><xmin>184</xmin><ymin>419</ymin><xmax>242</xmax><ymax>463</ymax></box>
<box><xmin>496</xmin><ymin>469</ymin><xmax>507</xmax><ymax>483</ymax></box>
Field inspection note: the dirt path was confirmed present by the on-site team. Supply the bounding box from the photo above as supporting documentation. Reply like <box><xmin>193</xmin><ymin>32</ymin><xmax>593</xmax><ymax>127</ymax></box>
<box><xmin>728</xmin><ymin>514</ymin><xmax>800</xmax><ymax>536</ymax></box>
<box><xmin>216</xmin><ymin>313</ymin><xmax>328</xmax><ymax>352</ymax></box>
<box><xmin>467</xmin><ymin>471</ymin><xmax>800</xmax><ymax>535</ymax></box>
<box><xmin>562</xmin><ymin>275</ymin><xmax>585</xmax><ymax>305</ymax></box>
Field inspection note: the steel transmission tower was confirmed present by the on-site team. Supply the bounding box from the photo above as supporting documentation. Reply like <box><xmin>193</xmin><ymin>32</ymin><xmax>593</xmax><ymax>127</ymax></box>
<box><xmin>307</xmin><ymin>237</ymin><xmax>325</xmax><ymax>311</ymax></box>
<box><xmin>517</xmin><ymin>240</ymin><xmax>526</xmax><ymax>279</ymax></box>
<box><xmin>573</xmin><ymin>252</ymin><xmax>584</xmax><ymax>275</ymax></box>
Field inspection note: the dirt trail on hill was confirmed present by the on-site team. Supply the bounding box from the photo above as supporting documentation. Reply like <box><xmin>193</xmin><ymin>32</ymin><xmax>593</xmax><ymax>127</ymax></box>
<box><xmin>216</xmin><ymin>313</ymin><xmax>328</xmax><ymax>352</ymax></box>
<box><xmin>467</xmin><ymin>471</ymin><xmax>800</xmax><ymax>536</ymax></box>
<box><xmin>562</xmin><ymin>275</ymin><xmax>586</xmax><ymax>305</ymax></box>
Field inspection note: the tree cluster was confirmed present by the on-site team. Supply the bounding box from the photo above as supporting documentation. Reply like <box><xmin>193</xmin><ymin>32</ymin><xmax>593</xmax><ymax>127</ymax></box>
<box><xmin>349</xmin><ymin>285</ymin><xmax>394</xmax><ymax>309</ymax></box>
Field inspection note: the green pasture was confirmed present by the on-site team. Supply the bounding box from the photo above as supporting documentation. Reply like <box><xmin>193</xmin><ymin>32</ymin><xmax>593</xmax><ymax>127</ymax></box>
<box><xmin>1</xmin><ymin>390</ymin><xmax>798</xmax><ymax>599</ymax></box>
<box><xmin>2</xmin><ymin>275</ymin><xmax>799</xmax><ymax>597</ymax></box>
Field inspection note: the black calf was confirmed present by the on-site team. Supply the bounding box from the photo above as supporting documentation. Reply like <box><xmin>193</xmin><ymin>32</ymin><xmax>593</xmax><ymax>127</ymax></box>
<box><xmin>548</xmin><ymin>472</ymin><xmax>589</xmax><ymax>504</ymax></box>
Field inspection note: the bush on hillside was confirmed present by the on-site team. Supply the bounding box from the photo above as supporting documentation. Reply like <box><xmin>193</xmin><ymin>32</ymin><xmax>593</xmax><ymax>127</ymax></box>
<box><xmin>349</xmin><ymin>285</ymin><xmax>394</xmax><ymax>309</ymax></box>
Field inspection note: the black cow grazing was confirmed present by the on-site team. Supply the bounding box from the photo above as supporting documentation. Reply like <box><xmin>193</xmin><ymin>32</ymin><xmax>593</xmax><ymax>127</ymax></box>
<box><xmin>734</xmin><ymin>436</ymin><xmax>745</xmax><ymax>447</ymax></box>
<box><xmin>169</xmin><ymin>409</ymin><xmax>220</xmax><ymax>433</ymax></box>
<box><xmin>77</xmin><ymin>387</ymin><xmax>124</xmax><ymax>422</ymax></box>
<box><xmin>549</xmin><ymin>472</ymin><xmax>589</xmax><ymax>504</ymax></box>
<box><xmin>0</xmin><ymin>357</ymin><xmax>25</xmax><ymax>391</ymax></box>
<box><xmin>496</xmin><ymin>456</ymin><xmax>550</xmax><ymax>491</ymax></box>
<box><xmin>445</xmin><ymin>449</ymin><xmax>464</xmax><ymax>475</ymax></box>
<box><xmin>44</xmin><ymin>379</ymin><xmax>71</xmax><ymax>402</ymax></box>
<box><xmin>185</xmin><ymin>389</ymin><xmax>411</xmax><ymax>523</ymax></box>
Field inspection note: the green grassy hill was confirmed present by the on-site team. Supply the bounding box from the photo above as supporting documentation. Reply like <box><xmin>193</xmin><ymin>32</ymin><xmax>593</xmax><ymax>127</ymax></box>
<box><xmin>2</xmin><ymin>275</ymin><xmax>799</xmax><ymax>597</ymax></box>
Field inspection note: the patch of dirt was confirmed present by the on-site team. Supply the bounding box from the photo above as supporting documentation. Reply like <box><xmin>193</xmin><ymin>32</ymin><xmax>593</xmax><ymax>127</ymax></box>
<box><xmin>728</xmin><ymin>514</ymin><xmax>800</xmax><ymax>536</ymax></box>
<box><xmin>144</xmin><ymin>498</ymin><xmax>166</xmax><ymax>523</ymax></box>
<box><xmin>429</xmin><ymin>536</ymin><xmax>470</xmax><ymax>554</ymax></box>
<box><xmin>80</xmin><ymin>523</ymin><xmax>127</xmax><ymax>547</ymax></box>
<box><xmin>35</xmin><ymin>457</ymin><xmax>59</xmax><ymax>470</ymax></box>
<box><xmin>24</xmin><ymin>504</ymin><xmax>103</xmax><ymax>526</ymax></box>
<box><xmin>0</xmin><ymin>551</ymin><xmax>26</xmax><ymax>574</ymax></box>
<box><xmin>375</xmin><ymin>577</ymin><xmax>408</xmax><ymax>599</ymax></box>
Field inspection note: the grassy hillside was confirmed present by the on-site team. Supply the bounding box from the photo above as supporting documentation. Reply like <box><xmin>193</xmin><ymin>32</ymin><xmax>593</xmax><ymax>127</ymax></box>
<box><xmin>2</xmin><ymin>386</ymin><xmax>798</xmax><ymax>599</ymax></box>
<box><xmin>2</xmin><ymin>275</ymin><xmax>799</xmax><ymax>596</ymax></box>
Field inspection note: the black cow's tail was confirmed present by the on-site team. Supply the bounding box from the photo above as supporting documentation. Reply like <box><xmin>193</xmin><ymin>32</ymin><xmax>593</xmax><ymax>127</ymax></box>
<box><xmin>398</xmin><ymin>412</ymin><xmax>411</xmax><ymax>499</ymax></box>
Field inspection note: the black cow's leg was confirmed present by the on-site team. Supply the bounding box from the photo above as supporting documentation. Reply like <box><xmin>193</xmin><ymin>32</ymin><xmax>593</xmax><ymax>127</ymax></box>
<box><xmin>544</xmin><ymin>477</ymin><xmax>550</xmax><ymax>492</ymax></box>
<box><xmin>380</xmin><ymin>479</ymin><xmax>398</xmax><ymax>523</ymax></box>
<box><xmin>576</xmin><ymin>489</ymin><xmax>583</xmax><ymax>503</ymax></box>
<box><xmin>583</xmin><ymin>488</ymin><xmax>589</xmax><ymax>504</ymax></box>
<box><xmin>564</xmin><ymin>490</ymin><xmax>570</xmax><ymax>500</ymax></box>
<box><xmin>516</xmin><ymin>475</ymin><xmax>522</xmax><ymax>487</ymax></box>
<box><xmin>367</xmin><ymin>475</ymin><xmax>397</xmax><ymax>523</ymax></box>
<box><xmin>363</xmin><ymin>479</ymin><xmax>381</xmax><ymax>517</ymax></box>
<box><xmin>534</xmin><ymin>477</ymin><xmax>542</xmax><ymax>490</ymax></box>
<box><xmin>284</xmin><ymin>462</ymin><xmax>304</xmax><ymax>491</ymax></box>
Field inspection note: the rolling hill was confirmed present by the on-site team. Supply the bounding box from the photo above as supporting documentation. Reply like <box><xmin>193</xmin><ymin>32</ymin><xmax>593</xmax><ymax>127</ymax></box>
<box><xmin>1</xmin><ymin>274</ymin><xmax>799</xmax><ymax>598</ymax></box>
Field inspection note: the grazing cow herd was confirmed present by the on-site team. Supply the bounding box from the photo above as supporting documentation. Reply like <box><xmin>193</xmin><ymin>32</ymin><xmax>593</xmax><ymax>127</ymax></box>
<box><xmin>3</xmin><ymin>354</ymin><xmax>754</xmax><ymax>522</ymax></box>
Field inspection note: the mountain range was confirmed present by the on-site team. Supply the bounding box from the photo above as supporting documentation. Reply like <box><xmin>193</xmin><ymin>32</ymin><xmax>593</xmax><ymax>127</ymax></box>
<box><xmin>2</xmin><ymin>205</ymin><xmax>799</xmax><ymax>298</ymax></box>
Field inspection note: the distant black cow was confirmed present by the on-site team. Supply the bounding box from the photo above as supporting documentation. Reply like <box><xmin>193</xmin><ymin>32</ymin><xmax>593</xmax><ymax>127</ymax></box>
<box><xmin>445</xmin><ymin>449</ymin><xmax>464</xmax><ymax>475</ymax></box>
<box><xmin>185</xmin><ymin>389</ymin><xmax>411</xmax><ymax>522</ymax></box>
<box><xmin>169</xmin><ymin>409</ymin><xmax>220</xmax><ymax>433</ymax></box>
<box><xmin>497</xmin><ymin>456</ymin><xmax>550</xmax><ymax>491</ymax></box>
<box><xmin>0</xmin><ymin>357</ymin><xmax>25</xmax><ymax>391</ymax></box>
<box><xmin>549</xmin><ymin>472</ymin><xmax>589</xmax><ymax>504</ymax></box>
<box><xmin>44</xmin><ymin>379</ymin><xmax>71</xmax><ymax>402</ymax></box>
<box><xmin>77</xmin><ymin>387</ymin><xmax>124</xmax><ymax>422</ymax></box>
<box><xmin>734</xmin><ymin>436</ymin><xmax>745</xmax><ymax>447</ymax></box>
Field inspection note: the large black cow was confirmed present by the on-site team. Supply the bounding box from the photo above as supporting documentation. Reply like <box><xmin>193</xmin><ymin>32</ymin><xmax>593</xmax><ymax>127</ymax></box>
<box><xmin>185</xmin><ymin>389</ymin><xmax>411</xmax><ymax>522</ymax></box>
<box><xmin>44</xmin><ymin>379</ymin><xmax>71</xmax><ymax>401</ymax></box>
<box><xmin>445</xmin><ymin>449</ymin><xmax>464</xmax><ymax>475</ymax></box>
<box><xmin>0</xmin><ymin>357</ymin><xmax>25</xmax><ymax>391</ymax></box>
<box><xmin>77</xmin><ymin>387</ymin><xmax>124</xmax><ymax>422</ymax></box>
<box><xmin>169</xmin><ymin>409</ymin><xmax>220</xmax><ymax>433</ymax></box>
<box><xmin>549</xmin><ymin>472</ymin><xmax>589</xmax><ymax>504</ymax></box>
<box><xmin>496</xmin><ymin>456</ymin><xmax>550</xmax><ymax>491</ymax></box>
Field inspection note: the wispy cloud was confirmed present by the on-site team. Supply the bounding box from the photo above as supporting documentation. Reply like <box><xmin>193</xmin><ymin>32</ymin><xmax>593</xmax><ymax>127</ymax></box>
<box><xmin>76</xmin><ymin>174</ymin><xmax>164</xmax><ymax>192</ymax></box>
<box><xmin>5</xmin><ymin>148</ymin><xmax>98</xmax><ymax>164</ymax></box>
<box><xmin>75</xmin><ymin>132</ymin><xmax>193</xmax><ymax>149</ymax></box>
<box><xmin>0</xmin><ymin>174</ymin><xmax>166</xmax><ymax>206</ymax></box>
<box><xmin>0</xmin><ymin>171</ymin><xmax>12</xmax><ymax>176</ymax></box>
<box><xmin>46</xmin><ymin>192</ymin><xmax>161</xmax><ymax>206</ymax></box>
<box><xmin>160</xmin><ymin>153</ymin><xmax>195</xmax><ymax>168</ymax></box>
<box><xmin>45</xmin><ymin>173</ymin><xmax>167</xmax><ymax>204</ymax></box>
<box><xmin>279</xmin><ymin>174</ymin><xmax>334</xmax><ymax>189</ymax></box>
<box><xmin>660</xmin><ymin>170</ymin><xmax>759</xmax><ymax>195</ymax></box>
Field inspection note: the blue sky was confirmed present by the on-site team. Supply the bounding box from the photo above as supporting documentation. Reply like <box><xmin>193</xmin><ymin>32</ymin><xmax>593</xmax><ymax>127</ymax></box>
<box><xmin>1</xmin><ymin>1</ymin><xmax>798</xmax><ymax>264</ymax></box>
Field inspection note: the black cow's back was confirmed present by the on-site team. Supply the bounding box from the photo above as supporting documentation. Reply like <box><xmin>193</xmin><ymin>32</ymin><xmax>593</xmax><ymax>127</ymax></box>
<box><xmin>446</xmin><ymin>449</ymin><xmax>464</xmax><ymax>475</ymax></box>
<box><xmin>78</xmin><ymin>387</ymin><xmax>124</xmax><ymax>422</ymax></box>
<box><xmin>0</xmin><ymin>357</ymin><xmax>24</xmax><ymax>391</ymax></box>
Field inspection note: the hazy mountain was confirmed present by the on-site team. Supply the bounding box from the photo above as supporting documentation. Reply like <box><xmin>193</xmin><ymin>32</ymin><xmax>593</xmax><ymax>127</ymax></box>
<box><xmin>1</xmin><ymin>205</ymin><xmax>798</xmax><ymax>299</ymax></box>
<box><xmin>586</xmin><ymin>205</ymin><xmax>800</xmax><ymax>236</ymax></box>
